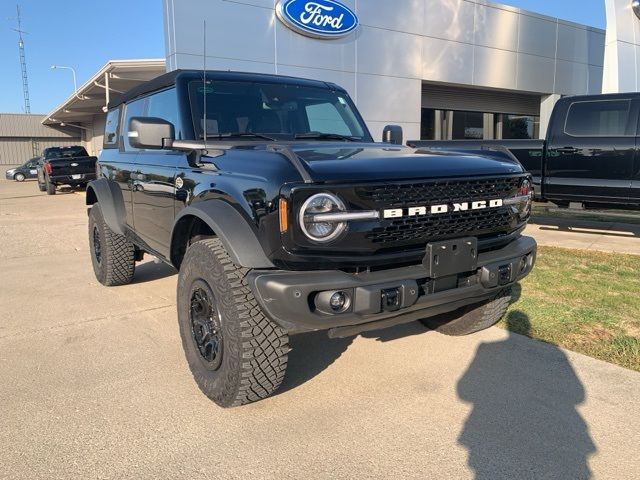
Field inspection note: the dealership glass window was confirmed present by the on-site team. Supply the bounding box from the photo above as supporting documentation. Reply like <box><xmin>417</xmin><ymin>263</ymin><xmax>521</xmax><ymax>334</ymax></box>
<box><xmin>452</xmin><ymin>111</ymin><xmax>484</xmax><ymax>139</ymax></box>
<box><xmin>122</xmin><ymin>98</ymin><xmax>146</xmax><ymax>152</ymax></box>
<box><xmin>565</xmin><ymin>100</ymin><xmax>631</xmax><ymax>136</ymax></box>
<box><xmin>500</xmin><ymin>114</ymin><xmax>540</xmax><ymax>139</ymax></box>
<box><xmin>103</xmin><ymin>108</ymin><xmax>120</xmax><ymax>147</ymax></box>
<box><xmin>421</xmin><ymin>108</ymin><xmax>436</xmax><ymax>140</ymax></box>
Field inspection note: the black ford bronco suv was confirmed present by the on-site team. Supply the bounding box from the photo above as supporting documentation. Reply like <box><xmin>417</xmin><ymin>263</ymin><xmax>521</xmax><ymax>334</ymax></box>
<box><xmin>86</xmin><ymin>70</ymin><xmax>536</xmax><ymax>407</ymax></box>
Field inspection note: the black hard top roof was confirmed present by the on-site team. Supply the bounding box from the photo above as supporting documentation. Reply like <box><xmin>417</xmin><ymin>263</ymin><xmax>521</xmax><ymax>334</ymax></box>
<box><xmin>107</xmin><ymin>69</ymin><xmax>346</xmax><ymax>109</ymax></box>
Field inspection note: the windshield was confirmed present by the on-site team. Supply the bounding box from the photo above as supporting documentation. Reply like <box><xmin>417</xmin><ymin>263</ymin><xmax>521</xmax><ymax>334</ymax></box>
<box><xmin>187</xmin><ymin>80</ymin><xmax>370</xmax><ymax>141</ymax></box>
<box><xmin>44</xmin><ymin>146</ymin><xmax>88</xmax><ymax>159</ymax></box>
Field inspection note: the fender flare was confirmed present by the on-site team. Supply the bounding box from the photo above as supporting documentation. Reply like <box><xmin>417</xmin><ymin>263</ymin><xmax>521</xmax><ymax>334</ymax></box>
<box><xmin>171</xmin><ymin>201</ymin><xmax>275</xmax><ymax>269</ymax></box>
<box><xmin>85</xmin><ymin>178</ymin><xmax>128</xmax><ymax>236</ymax></box>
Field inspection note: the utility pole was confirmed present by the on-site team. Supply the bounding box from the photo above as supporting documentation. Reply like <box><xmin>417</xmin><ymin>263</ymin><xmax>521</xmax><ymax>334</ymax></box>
<box><xmin>13</xmin><ymin>5</ymin><xmax>39</xmax><ymax>157</ymax></box>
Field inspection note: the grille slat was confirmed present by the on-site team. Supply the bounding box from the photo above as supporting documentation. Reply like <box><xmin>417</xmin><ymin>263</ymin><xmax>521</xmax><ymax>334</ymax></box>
<box><xmin>356</xmin><ymin>177</ymin><xmax>521</xmax><ymax>246</ymax></box>
<box><xmin>356</xmin><ymin>177</ymin><xmax>520</xmax><ymax>207</ymax></box>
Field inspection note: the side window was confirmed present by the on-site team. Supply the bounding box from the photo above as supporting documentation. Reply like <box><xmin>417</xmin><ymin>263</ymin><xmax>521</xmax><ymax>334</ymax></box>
<box><xmin>122</xmin><ymin>98</ymin><xmax>146</xmax><ymax>152</ymax></box>
<box><xmin>104</xmin><ymin>108</ymin><xmax>120</xmax><ymax>148</ymax></box>
<box><xmin>147</xmin><ymin>88</ymin><xmax>180</xmax><ymax>140</ymax></box>
<box><xmin>305</xmin><ymin>102</ymin><xmax>352</xmax><ymax>136</ymax></box>
<box><xmin>565</xmin><ymin>100</ymin><xmax>631</xmax><ymax>137</ymax></box>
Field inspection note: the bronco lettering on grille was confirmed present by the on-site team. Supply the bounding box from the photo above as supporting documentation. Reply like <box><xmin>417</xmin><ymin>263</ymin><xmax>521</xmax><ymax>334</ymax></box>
<box><xmin>383</xmin><ymin>199</ymin><xmax>503</xmax><ymax>219</ymax></box>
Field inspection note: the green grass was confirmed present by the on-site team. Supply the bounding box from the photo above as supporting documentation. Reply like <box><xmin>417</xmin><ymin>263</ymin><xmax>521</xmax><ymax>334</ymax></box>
<box><xmin>501</xmin><ymin>246</ymin><xmax>640</xmax><ymax>371</ymax></box>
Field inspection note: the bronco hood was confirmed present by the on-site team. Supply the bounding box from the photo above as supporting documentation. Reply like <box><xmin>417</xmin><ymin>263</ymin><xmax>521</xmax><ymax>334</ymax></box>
<box><xmin>290</xmin><ymin>143</ymin><xmax>524</xmax><ymax>183</ymax></box>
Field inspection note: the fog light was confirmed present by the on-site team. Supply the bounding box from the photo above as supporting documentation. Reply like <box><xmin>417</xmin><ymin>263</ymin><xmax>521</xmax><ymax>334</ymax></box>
<box><xmin>330</xmin><ymin>291</ymin><xmax>348</xmax><ymax>312</ymax></box>
<box><xmin>520</xmin><ymin>256</ymin><xmax>531</xmax><ymax>274</ymax></box>
<box><xmin>315</xmin><ymin>289</ymin><xmax>353</xmax><ymax>315</ymax></box>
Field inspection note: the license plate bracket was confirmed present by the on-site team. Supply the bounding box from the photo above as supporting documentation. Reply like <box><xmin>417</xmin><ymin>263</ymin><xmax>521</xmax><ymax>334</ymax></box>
<box><xmin>424</xmin><ymin>237</ymin><xmax>478</xmax><ymax>278</ymax></box>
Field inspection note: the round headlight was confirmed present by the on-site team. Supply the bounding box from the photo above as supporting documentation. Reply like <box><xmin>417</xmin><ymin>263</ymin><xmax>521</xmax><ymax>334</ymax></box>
<box><xmin>299</xmin><ymin>193</ymin><xmax>347</xmax><ymax>242</ymax></box>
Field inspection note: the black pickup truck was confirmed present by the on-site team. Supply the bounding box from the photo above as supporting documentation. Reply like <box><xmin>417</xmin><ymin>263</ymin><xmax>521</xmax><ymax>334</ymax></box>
<box><xmin>37</xmin><ymin>146</ymin><xmax>97</xmax><ymax>195</ymax></box>
<box><xmin>409</xmin><ymin>93</ymin><xmax>640</xmax><ymax>209</ymax></box>
<box><xmin>86</xmin><ymin>70</ymin><xmax>536</xmax><ymax>407</ymax></box>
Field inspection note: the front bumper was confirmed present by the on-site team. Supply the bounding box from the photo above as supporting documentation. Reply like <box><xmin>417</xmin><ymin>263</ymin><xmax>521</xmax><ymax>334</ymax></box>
<box><xmin>248</xmin><ymin>235</ymin><xmax>537</xmax><ymax>335</ymax></box>
<box><xmin>5</xmin><ymin>170</ymin><xmax>15</xmax><ymax>180</ymax></box>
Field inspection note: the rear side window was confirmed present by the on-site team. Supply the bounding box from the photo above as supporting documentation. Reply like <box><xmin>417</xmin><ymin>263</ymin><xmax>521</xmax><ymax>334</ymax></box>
<box><xmin>104</xmin><ymin>108</ymin><xmax>120</xmax><ymax>148</ymax></box>
<box><xmin>564</xmin><ymin>100</ymin><xmax>631</xmax><ymax>137</ymax></box>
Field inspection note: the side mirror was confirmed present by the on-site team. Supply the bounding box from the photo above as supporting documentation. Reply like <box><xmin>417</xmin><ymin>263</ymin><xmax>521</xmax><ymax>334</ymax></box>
<box><xmin>128</xmin><ymin>117</ymin><xmax>175</xmax><ymax>150</ymax></box>
<box><xmin>382</xmin><ymin>125</ymin><xmax>403</xmax><ymax>145</ymax></box>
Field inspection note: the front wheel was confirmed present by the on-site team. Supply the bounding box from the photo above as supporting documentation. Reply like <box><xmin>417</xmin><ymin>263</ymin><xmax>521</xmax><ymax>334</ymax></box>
<box><xmin>177</xmin><ymin>238</ymin><xmax>289</xmax><ymax>408</ymax></box>
<box><xmin>14</xmin><ymin>173</ymin><xmax>25</xmax><ymax>182</ymax></box>
<box><xmin>88</xmin><ymin>204</ymin><xmax>136</xmax><ymax>286</ymax></box>
<box><xmin>421</xmin><ymin>288</ymin><xmax>512</xmax><ymax>336</ymax></box>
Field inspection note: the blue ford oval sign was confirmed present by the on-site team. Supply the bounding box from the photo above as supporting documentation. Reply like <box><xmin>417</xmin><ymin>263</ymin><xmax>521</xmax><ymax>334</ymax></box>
<box><xmin>276</xmin><ymin>0</ymin><xmax>359</xmax><ymax>39</ymax></box>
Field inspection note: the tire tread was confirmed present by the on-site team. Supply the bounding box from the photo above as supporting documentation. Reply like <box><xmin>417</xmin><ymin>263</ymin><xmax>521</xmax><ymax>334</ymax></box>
<box><xmin>179</xmin><ymin>238</ymin><xmax>289</xmax><ymax>407</ymax></box>
<box><xmin>422</xmin><ymin>288</ymin><xmax>512</xmax><ymax>336</ymax></box>
<box><xmin>89</xmin><ymin>204</ymin><xmax>135</xmax><ymax>286</ymax></box>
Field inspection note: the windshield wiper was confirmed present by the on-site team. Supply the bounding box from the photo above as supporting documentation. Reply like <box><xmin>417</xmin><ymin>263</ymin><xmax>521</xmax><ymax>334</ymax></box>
<box><xmin>202</xmin><ymin>132</ymin><xmax>276</xmax><ymax>141</ymax></box>
<box><xmin>294</xmin><ymin>133</ymin><xmax>359</xmax><ymax>142</ymax></box>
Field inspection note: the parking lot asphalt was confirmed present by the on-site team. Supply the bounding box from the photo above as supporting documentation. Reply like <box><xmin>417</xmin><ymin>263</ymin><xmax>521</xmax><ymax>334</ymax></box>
<box><xmin>1</xmin><ymin>179</ymin><xmax>639</xmax><ymax>480</ymax></box>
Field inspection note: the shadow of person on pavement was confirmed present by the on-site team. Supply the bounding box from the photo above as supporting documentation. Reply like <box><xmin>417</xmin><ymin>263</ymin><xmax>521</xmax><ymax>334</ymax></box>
<box><xmin>457</xmin><ymin>311</ymin><xmax>596</xmax><ymax>480</ymax></box>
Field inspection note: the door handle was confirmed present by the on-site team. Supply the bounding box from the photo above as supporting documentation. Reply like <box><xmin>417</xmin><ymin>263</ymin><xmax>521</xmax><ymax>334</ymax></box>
<box><xmin>556</xmin><ymin>147</ymin><xmax>578</xmax><ymax>154</ymax></box>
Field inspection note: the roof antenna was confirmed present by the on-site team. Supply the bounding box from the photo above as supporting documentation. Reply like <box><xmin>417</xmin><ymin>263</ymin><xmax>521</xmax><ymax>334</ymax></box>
<box><xmin>202</xmin><ymin>20</ymin><xmax>207</xmax><ymax>149</ymax></box>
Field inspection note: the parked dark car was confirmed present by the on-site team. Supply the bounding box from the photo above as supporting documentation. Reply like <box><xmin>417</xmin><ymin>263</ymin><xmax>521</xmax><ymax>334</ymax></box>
<box><xmin>36</xmin><ymin>146</ymin><xmax>97</xmax><ymax>195</ymax></box>
<box><xmin>86</xmin><ymin>70</ymin><xmax>536</xmax><ymax>407</ymax></box>
<box><xmin>5</xmin><ymin>157</ymin><xmax>40</xmax><ymax>182</ymax></box>
<box><xmin>409</xmin><ymin>93</ymin><xmax>640</xmax><ymax>209</ymax></box>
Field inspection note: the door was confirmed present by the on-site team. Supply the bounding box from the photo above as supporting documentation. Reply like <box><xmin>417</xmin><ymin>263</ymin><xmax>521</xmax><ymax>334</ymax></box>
<box><xmin>117</xmin><ymin>100</ymin><xmax>146</xmax><ymax>229</ymax></box>
<box><xmin>130</xmin><ymin>88</ymin><xmax>182</xmax><ymax>258</ymax></box>
<box><xmin>545</xmin><ymin>98</ymin><xmax>635</xmax><ymax>204</ymax></box>
<box><xmin>632</xmin><ymin>99</ymin><xmax>640</xmax><ymax>205</ymax></box>
<box><xmin>26</xmin><ymin>159</ymin><xmax>38</xmax><ymax>177</ymax></box>
<box><xmin>132</xmin><ymin>152</ymin><xmax>181</xmax><ymax>257</ymax></box>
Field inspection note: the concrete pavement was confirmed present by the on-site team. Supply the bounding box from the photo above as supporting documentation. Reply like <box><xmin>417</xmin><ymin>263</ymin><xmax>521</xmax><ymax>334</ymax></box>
<box><xmin>1</xmin><ymin>179</ymin><xmax>639</xmax><ymax>479</ymax></box>
<box><xmin>525</xmin><ymin>217</ymin><xmax>640</xmax><ymax>255</ymax></box>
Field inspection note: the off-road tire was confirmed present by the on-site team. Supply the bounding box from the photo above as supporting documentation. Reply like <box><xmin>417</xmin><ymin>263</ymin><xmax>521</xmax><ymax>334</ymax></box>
<box><xmin>88</xmin><ymin>204</ymin><xmax>135</xmax><ymax>286</ymax></box>
<box><xmin>14</xmin><ymin>173</ymin><xmax>25</xmax><ymax>182</ymax></box>
<box><xmin>38</xmin><ymin>182</ymin><xmax>46</xmax><ymax>192</ymax></box>
<box><xmin>177</xmin><ymin>238</ymin><xmax>289</xmax><ymax>408</ymax></box>
<box><xmin>421</xmin><ymin>288</ymin><xmax>512</xmax><ymax>336</ymax></box>
<box><xmin>45</xmin><ymin>176</ymin><xmax>56</xmax><ymax>195</ymax></box>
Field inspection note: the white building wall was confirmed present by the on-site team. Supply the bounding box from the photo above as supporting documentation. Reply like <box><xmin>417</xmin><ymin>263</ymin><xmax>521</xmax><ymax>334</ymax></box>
<box><xmin>603</xmin><ymin>0</ymin><xmax>640</xmax><ymax>93</ymax></box>
<box><xmin>163</xmin><ymin>0</ymin><xmax>606</xmax><ymax>141</ymax></box>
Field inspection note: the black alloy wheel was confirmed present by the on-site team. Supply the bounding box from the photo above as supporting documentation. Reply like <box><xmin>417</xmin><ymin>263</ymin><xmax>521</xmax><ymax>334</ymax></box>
<box><xmin>189</xmin><ymin>282</ymin><xmax>223</xmax><ymax>371</ymax></box>
<box><xmin>92</xmin><ymin>225</ymin><xmax>102</xmax><ymax>265</ymax></box>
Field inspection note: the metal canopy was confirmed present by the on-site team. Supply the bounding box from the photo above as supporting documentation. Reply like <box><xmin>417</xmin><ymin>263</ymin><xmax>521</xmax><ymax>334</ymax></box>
<box><xmin>43</xmin><ymin>59</ymin><xmax>166</xmax><ymax>130</ymax></box>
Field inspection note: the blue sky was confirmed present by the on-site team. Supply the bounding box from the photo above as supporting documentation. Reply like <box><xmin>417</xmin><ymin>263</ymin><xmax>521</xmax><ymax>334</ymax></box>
<box><xmin>0</xmin><ymin>0</ymin><xmax>605</xmax><ymax>114</ymax></box>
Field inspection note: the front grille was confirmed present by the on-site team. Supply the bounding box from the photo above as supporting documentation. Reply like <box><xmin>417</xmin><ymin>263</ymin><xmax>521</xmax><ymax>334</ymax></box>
<box><xmin>367</xmin><ymin>209</ymin><xmax>514</xmax><ymax>244</ymax></box>
<box><xmin>356</xmin><ymin>176</ymin><xmax>522</xmax><ymax>247</ymax></box>
<box><xmin>356</xmin><ymin>176</ymin><xmax>521</xmax><ymax>208</ymax></box>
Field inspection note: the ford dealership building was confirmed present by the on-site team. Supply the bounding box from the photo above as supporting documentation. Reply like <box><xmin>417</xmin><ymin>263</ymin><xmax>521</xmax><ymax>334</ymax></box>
<box><xmin>45</xmin><ymin>0</ymin><xmax>640</xmax><ymax>149</ymax></box>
